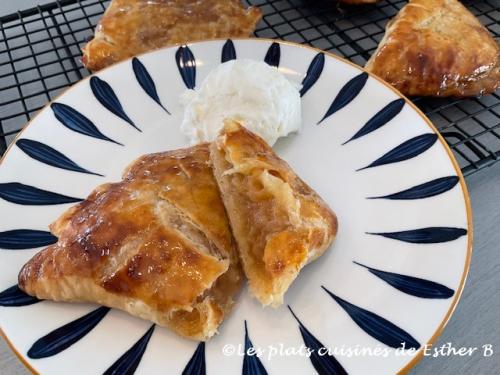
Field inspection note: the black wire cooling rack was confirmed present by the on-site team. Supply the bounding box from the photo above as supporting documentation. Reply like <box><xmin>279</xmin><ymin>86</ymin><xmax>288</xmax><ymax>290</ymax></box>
<box><xmin>0</xmin><ymin>0</ymin><xmax>499</xmax><ymax>175</ymax></box>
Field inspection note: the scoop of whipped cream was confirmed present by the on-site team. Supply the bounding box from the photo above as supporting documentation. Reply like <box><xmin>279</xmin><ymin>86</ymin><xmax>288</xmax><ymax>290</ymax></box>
<box><xmin>180</xmin><ymin>59</ymin><xmax>301</xmax><ymax>146</ymax></box>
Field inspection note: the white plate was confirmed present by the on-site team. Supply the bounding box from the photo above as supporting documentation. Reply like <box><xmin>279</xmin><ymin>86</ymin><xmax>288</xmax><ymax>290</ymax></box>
<box><xmin>0</xmin><ymin>39</ymin><xmax>472</xmax><ymax>375</ymax></box>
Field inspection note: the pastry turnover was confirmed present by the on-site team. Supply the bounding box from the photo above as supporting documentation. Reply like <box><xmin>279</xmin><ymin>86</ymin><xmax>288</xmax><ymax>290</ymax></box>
<box><xmin>82</xmin><ymin>0</ymin><xmax>262</xmax><ymax>71</ymax></box>
<box><xmin>19</xmin><ymin>145</ymin><xmax>243</xmax><ymax>341</ymax></box>
<box><xmin>365</xmin><ymin>0</ymin><xmax>500</xmax><ymax>97</ymax></box>
<box><xmin>210</xmin><ymin>121</ymin><xmax>337</xmax><ymax>307</ymax></box>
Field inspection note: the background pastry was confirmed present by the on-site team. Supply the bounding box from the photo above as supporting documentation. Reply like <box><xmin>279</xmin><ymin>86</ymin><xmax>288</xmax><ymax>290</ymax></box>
<box><xmin>210</xmin><ymin>121</ymin><xmax>338</xmax><ymax>307</ymax></box>
<box><xmin>365</xmin><ymin>0</ymin><xmax>500</xmax><ymax>97</ymax></box>
<box><xmin>82</xmin><ymin>0</ymin><xmax>262</xmax><ymax>71</ymax></box>
<box><xmin>19</xmin><ymin>145</ymin><xmax>243</xmax><ymax>341</ymax></box>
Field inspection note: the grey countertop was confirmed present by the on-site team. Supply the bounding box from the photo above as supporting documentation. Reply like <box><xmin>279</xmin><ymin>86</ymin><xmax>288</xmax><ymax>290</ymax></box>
<box><xmin>1</xmin><ymin>1</ymin><xmax>499</xmax><ymax>374</ymax></box>
<box><xmin>0</xmin><ymin>0</ymin><xmax>54</xmax><ymax>15</ymax></box>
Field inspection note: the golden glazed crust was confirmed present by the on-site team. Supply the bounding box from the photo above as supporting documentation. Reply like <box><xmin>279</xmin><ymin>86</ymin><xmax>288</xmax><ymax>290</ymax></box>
<box><xmin>19</xmin><ymin>144</ymin><xmax>243</xmax><ymax>341</ymax></box>
<box><xmin>82</xmin><ymin>0</ymin><xmax>262</xmax><ymax>71</ymax></box>
<box><xmin>210</xmin><ymin>121</ymin><xmax>337</xmax><ymax>307</ymax></box>
<box><xmin>365</xmin><ymin>0</ymin><xmax>500</xmax><ymax>97</ymax></box>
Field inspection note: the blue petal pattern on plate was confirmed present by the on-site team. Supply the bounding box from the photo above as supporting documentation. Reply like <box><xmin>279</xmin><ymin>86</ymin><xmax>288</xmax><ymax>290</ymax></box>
<box><xmin>0</xmin><ymin>229</ymin><xmax>57</xmax><ymax>250</ymax></box>
<box><xmin>104</xmin><ymin>325</ymin><xmax>155</xmax><ymax>375</ymax></box>
<box><xmin>221</xmin><ymin>39</ymin><xmax>236</xmax><ymax>63</ymax></box>
<box><xmin>319</xmin><ymin>72</ymin><xmax>368</xmax><ymax>123</ymax></box>
<box><xmin>288</xmin><ymin>306</ymin><xmax>347</xmax><ymax>375</ymax></box>
<box><xmin>176</xmin><ymin>45</ymin><xmax>196</xmax><ymax>89</ymax></box>
<box><xmin>0</xmin><ymin>182</ymin><xmax>82</xmax><ymax>205</ymax></box>
<box><xmin>90</xmin><ymin>77</ymin><xmax>140</xmax><ymax>132</ymax></box>
<box><xmin>358</xmin><ymin>133</ymin><xmax>438</xmax><ymax>171</ymax></box>
<box><xmin>264</xmin><ymin>42</ymin><xmax>280</xmax><ymax>67</ymax></box>
<box><xmin>132</xmin><ymin>57</ymin><xmax>170</xmax><ymax>114</ymax></box>
<box><xmin>16</xmin><ymin>139</ymin><xmax>103</xmax><ymax>176</ymax></box>
<box><xmin>300</xmin><ymin>53</ymin><xmax>325</xmax><ymax>97</ymax></box>
<box><xmin>0</xmin><ymin>40</ymin><xmax>471</xmax><ymax>375</ymax></box>
<box><xmin>28</xmin><ymin>307</ymin><xmax>110</xmax><ymax>359</ymax></box>
<box><xmin>368</xmin><ymin>176</ymin><xmax>459</xmax><ymax>200</ymax></box>
<box><xmin>367</xmin><ymin>227</ymin><xmax>467</xmax><ymax>244</ymax></box>
<box><xmin>51</xmin><ymin>103</ymin><xmax>123</xmax><ymax>145</ymax></box>
<box><xmin>353</xmin><ymin>261</ymin><xmax>454</xmax><ymax>299</ymax></box>
<box><xmin>243</xmin><ymin>321</ymin><xmax>268</xmax><ymax>375</ymax></box>
<box><xmin>343</xmin><ymin>98</ymin><xmax>405</xmax><ymax>145</ymax></box>
<box><xmin>182</xmin><ymin>342</ymin><xmax>206</xmax><ymax>375</ymax></box>
<box><xmin>0</xmin><ymin>285</ymin><xmax>40</xmax><ymax>307</ymax></box>
<box><xmin>322</xmin><ymin>286</ymin><xmax>420</xmax><ymax>350</ymax></box>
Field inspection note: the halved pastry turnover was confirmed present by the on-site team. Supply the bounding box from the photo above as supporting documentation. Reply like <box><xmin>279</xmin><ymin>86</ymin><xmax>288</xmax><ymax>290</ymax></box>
<box><xmin>210</xmin><ymin>121</ymin><xmax>338</xmax><ymax>307</ymax></box>
<box><xmin>19</xmin><ymin>144</ymin><xmax>243</xmax><ymax>341</ymax></box>
<box><xmin>365</xmin><ymin>0</ymin><xmax>500</xmax><ymax>97</ymax></box>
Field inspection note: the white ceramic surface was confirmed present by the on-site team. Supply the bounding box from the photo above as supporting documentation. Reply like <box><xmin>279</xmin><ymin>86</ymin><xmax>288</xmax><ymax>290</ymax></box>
<box><xmin>0</xmin><ymin>39</ymin><xmax>471</xmax><ymax>375</ymax></box>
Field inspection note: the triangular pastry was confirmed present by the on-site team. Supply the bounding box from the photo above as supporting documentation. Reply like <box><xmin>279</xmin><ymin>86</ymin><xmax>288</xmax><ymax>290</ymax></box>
<box><xmin>82</xmin><ymin>0</ymin><xmax>262</xmax><ymax>71</ymax></box>
<box><xmin>210</xmin><ymin>121</ymin><xmax>337</xmax><ymax>307</ymax></box>
<box><xmin>365</xmin><ymin>0</ymin><xmax>500</xmax><ymax>97</ymax></box>
<box><xmin>19</xmin><ymin>144</ymin><xmax>243</xmax><ymax>341</ymax></box>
